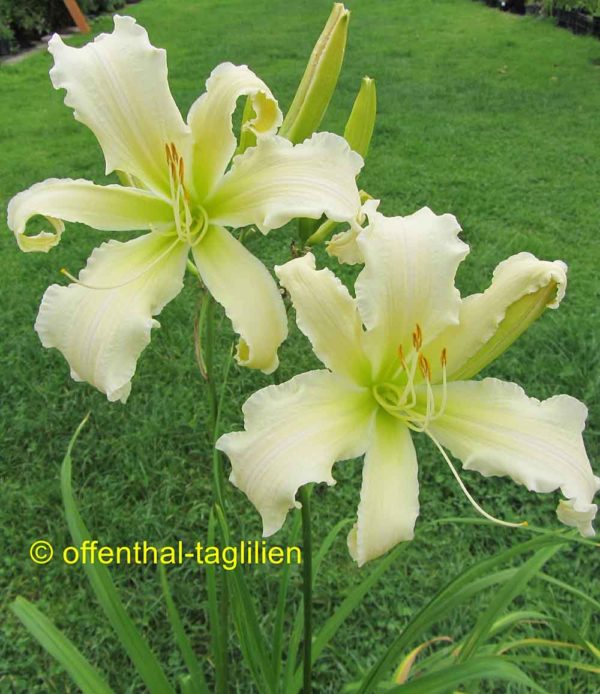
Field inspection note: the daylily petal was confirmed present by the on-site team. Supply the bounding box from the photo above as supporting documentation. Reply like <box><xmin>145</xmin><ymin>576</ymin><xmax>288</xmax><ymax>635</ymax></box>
<box><xmin>355</xmin><ymin>206</ymin><xmax>469</xmax><ymax>380</ymax></box>
<box><xmin>35</xmin><ymin>231</ymin><xmax>188</xmax><ymax>402</ymax></box>
<box><xmin>425</xmin><ymin>378</ymin><xmax>600</xmax><ymax>535</ymax></box>
<box><xmin>556</xmin><ymin>499</ymin><xmax>598</xmax><ymax>538</ymax></box>
<box><xmin>187</xmin><ymin>62</ymin><xmax>282</xmax><ymax>201</ymax></box>
<box><xmin>326</xmin><ymin>197</ymin><xmax>379</xmax><ymax>265</ymax></box>
<box><xmin>192</xmin><ymin>225</ymin><xmax>287</xmax><ymax>373</ymax></box>
<box><xmin>348</xmin><ymin>412</ymin><xmax>419</xmax><ymax>566</ymax></box>
<box><xmin>425</xmin><ymin>252</ymin><xmax>568</xmax><ymax>383</ymax></box>
<box><xmin>7</xmin><ymin>178</ymin><xmax>174</xmax><ymax>253</ymax></box>
<box><xmin>204</xmin><ymin>132</ymin><xmax>363</xmax><ymax>232</ymax></box>
<box><xmin>49</xmin><ymin>15</ymin><xmax>189</xmax><ymax>194</ymax></box>
<box><xmin>216</xmin><ymin>370</ymin><xmax>375</xmax><ymax>536</ymax></box>
<box><xmin>275</xmin><ymin>253</ymin><xmax>370</xmax><ymax>384</ymax></box>
<box><xmin>326</xmin><ymin>226</ymin><xmax>363</xmax><ymax>265</ymax></box>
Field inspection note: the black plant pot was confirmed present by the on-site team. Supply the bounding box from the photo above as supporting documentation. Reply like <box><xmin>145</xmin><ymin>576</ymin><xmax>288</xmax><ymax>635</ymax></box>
<box><xmin>593</xmin><ymin>16</ymin><xmax>600</xmax><ymax>38</ymax></box>
<box><xmin>525</xmin><ymin>2</ymin><xmax>542</xmax><ymax>15</ymax></box>
<box><xmin>572</xmin><ymin>11</ymin><xmax>593</xmax><ymax>35</ymax></box>
<box><xmin>500</xmin><ymin>0</ymin><xmax>525</xmax><ymax>14</ymax></box>
<box><xmin>555</xmin><ymin>8</ymin><xmax>574</xmax><ymax>29</ymax></box>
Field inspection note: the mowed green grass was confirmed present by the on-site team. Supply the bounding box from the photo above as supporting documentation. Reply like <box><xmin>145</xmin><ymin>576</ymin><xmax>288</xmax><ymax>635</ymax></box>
<box><xmin>1</xmin><ymin>0</ymin><xmax>599</xmax><ymax>691</ymax></box>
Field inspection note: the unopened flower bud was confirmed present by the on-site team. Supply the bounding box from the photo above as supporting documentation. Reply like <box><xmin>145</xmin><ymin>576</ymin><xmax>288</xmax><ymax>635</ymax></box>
<box><xmin>279</xmin><ymin>3</ymin><xmax>349</xmax><ymax>144</ymax></box>
<box><xmin>344</xmin><ymin>76</ymin><xmax>376</xmax><ymax>159</ymax></box>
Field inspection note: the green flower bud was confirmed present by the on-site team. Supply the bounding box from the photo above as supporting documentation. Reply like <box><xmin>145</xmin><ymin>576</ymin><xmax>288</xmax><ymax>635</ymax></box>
<box><xmin>235</xmin><ymin>96</ymin><xmax>258</xmax><ymax>155</ymax></box>
<box><xmin>344</xmin><ymin>76</ymin><xmax>376</xmax><ymax>159</ymax></box>
<box><xmin>279</xmin><ymin>3</ymin><xmax>350</xmax><ymax>144</ymax></box>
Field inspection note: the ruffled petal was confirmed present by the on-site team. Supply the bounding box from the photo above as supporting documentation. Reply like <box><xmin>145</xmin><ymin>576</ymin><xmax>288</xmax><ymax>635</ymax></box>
<box><xmin>7</xmin><ymin>178</ymin><xmax>174</xmax><ymax>252</ymax></box>
<box><xmin>326</xmin><ymin>197</ymin><xmax>379</xmax><ymax>265</ymax></box>
<box><xmin>348</xmin><ymin>413</ymin><xmax>419</xmax><ymax>566</ymax></box>
<box><xmin>192</xmin><ymin>225</ymin><xmax>287</xmax><ymax>373</ymax></box>
<box><xmin>425</xmin><ymin>252</ymin><xmax>568</xmax><ymax>383</ymax></box>
<box><xmin>326</xmin><ymin>226</ymin><xmax>363</xmax><ymax>265</ymax></box>
<box><xmin>216</xmin><ymin>370</ymin><xmax>375</xmax><ymax>535</ymax></box>
<box><xmin>355</xmin><ymin>206</ymin><xmax>469</xmax><ymax>381</ymax></box>
<box><xmin>35</xmin><ymin>232</ymin><xmax>188</xmax><ymax>402</ymax></box>
<box><xmin>204</xmin><ymin>132</ymin><xmax>363</xmax><ymax>232</ymax></box>
<box><xmin>49</xmin><ymin>16</ymin><xmax>189</xmax><ymax>194</ymax></box>
<box><xmin>275</xmin><ymin>253</ymin><xmax>370</xmax><ymax>384</ymax></box>
<box><xmin>425</xmin><ymin>378</ymin><xmax>600</xmax><ymax>535</ymax></box>
<box><xmin>556</xmin><ymin>499</ymin><xmax>598</xmax><ymax>538</ymax></box>
<box><xmin>187</xmin><ymin>62</ymin><xmax>282</xmax><ymax>201</ymax></box>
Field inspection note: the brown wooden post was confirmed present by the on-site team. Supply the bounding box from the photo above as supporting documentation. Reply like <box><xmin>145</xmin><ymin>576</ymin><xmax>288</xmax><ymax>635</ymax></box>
<box><xmin>62</xmin><ymin>0</ymin><xmax>91</xmax><ymax>34</ymax></box>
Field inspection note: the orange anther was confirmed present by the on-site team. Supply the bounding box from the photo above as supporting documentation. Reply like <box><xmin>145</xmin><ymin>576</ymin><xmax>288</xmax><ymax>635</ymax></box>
<box><xmin>412</xmin><ymin>323</ymin><xmax>423</xmax><ymax>351</ymax></box>
<box><xmin>418</xmin><ymin>353</ymin><xmax>431</xmax><ymax>381</ymax></box>
<box><xmin>441</xmin><ymin>347</ymin><xmax>447</xmax><ymax>367</ymax></box>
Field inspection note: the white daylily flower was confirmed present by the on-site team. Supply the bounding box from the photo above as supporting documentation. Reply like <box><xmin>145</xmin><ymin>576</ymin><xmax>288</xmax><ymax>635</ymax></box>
<box><xmin>7</xmin><ymin>16</ymin><xmax>363</xmax><ymax>402</ymax></box>
<box><xmin>217</xmin><ymin>204</ymin><xmax>599</xmax><ymax>566</ymax></box>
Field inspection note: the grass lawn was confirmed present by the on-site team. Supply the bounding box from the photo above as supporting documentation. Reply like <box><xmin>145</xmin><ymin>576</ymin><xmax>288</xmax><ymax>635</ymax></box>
<box><xmin>1</xmin><ymin>0</ymin><xmax>599</xmax><ymax>691</ymax></box>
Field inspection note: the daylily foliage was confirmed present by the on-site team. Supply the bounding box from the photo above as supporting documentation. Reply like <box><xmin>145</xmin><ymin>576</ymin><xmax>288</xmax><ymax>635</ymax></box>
<box><xmin>217</xmin><ymin>203</ymin><xmax>600</xmax><ymax>565</ymax></box>
<box><xmin>7</xmin><ymin>15</ymin><xmax>363</xmax><ymax>402</ymax></box>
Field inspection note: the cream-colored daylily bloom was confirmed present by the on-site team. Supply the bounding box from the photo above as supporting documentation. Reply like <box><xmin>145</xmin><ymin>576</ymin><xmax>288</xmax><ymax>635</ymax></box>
<box><xmin>7</xmin><ymin>16</ymin><xmax>363</xmax><ymax>402</ymax></box>
<box><xmin>217</xmin><ymin>204</ymin><xmax>599</xmax><ymax>566</ymax></box>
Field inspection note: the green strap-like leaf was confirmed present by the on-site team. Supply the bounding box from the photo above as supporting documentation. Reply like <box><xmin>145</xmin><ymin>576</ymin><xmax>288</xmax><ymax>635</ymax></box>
<box><xmin>214</xmin><ymin>504</ymin><xmax>275</xmax><ymax>693</ymax></box>
<box><xmin>206</xmin><ymin>508</ymin><xmax>228</xmax><ymax>694</ymax></box>
<box><xmin>505</xmin><ymin>655</ymin><xmax>600</xmax><ymax>674</ymax></box>
<box><xmin>288</xmin><ymin>542</ymin><xmax>408</xmax><ymax>693</ymax></box>
<box><xmin>11</xmin><ymin>597</ymin><xmax>114</xmax><ymax>694</ymax></box>
<box><xmin>357</xmin><ymin>532</ymin><xmax>567</xmax><ymax>693</ymax></box>
<box><xmin>61</xmin><ymin>416</ymin><xmax>175</xmax><ymax>694</ymax></box>
<box><xmin>282</xmin><ymin>517</ymin><xmax>353</xmax><ymax>692</ymax></box>
<box><xmin>272</xmin><ymin>513</ymin><xmax>302</xmax><ymax>685</ymax></box>
<box><xmin>457</xmin><ymin>544</ymin><xmax>561</xmax><ymax>662</ymax></box>
<box><xmin>159</xmin><ymin>565</ymin><xmax>209</xmax><ymax>693</ymax></box>
<box><xmin>537</xmin><ymin>571</ymin><xmax>600</xmax><ymax>611</ymax></box>
<box><xmin>385</xmin><ymin>656</ymin><xmax>550</xmax><ymax>694</ymax></box>
<box><xmin>488</xmin><ymin>610</ymin><xmax>549</xmax><ymax>638</ymax></box>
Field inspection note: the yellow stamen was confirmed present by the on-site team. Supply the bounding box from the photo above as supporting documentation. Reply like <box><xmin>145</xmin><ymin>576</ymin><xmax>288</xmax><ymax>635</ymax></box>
<box><xmin>418</xmin><ymin>353</ymin><xmax>431</xmax><ymax>381</ymax></box>
<box><xmin>412</xmin><ymin>323</ymin><xmax>423</xmax><ymax>351</ymax></box>
<box><xmin>397</xmin><ymin>344</ymin><xmax>405</xmax><ymax>365</ymax></box>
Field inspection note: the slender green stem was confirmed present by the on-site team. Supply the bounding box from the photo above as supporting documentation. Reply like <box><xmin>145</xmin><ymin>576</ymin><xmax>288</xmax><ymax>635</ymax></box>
<box><xmin>198</xmin><ymin>291</ymin><xmax>234</xmax><ymax>694</ymax></box>
<box><xmin>299</xmin><ymin>485</ymin><xmax>313</xmax><ymax>694</ymax></box>
<box><xmin>204</xmin><ymin>295</ymin><xmax>219</xmax><ymax>438</ymax></box>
